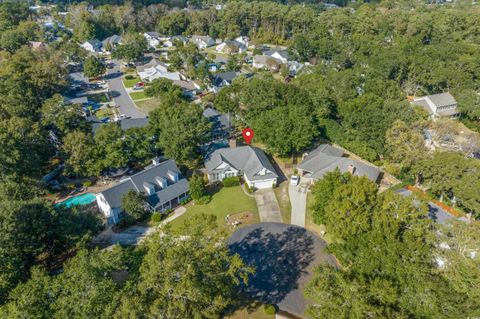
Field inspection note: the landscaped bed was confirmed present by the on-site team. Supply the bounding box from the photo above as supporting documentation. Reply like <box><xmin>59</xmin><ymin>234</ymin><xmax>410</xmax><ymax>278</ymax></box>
<box><xmin>168</xmin><ymin>186</ymin><xmax>259</xmax><ymax>235</ymax></box>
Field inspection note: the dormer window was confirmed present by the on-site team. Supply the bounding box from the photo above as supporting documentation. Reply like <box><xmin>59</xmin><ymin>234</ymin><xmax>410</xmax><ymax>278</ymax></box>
<box><xmin>143</xmin><ymin>182</ymin><xmax>155</xmax><ymax>195</ymax></box>
<box><xmin>167</xmin><ymin>170</ymin><xmax>179</xmax><ymax>183</ymax></box>
<box><xmin>155</xmin><ymin>176</ymin><xmax>168</xmax><ymax>189</ymax></box>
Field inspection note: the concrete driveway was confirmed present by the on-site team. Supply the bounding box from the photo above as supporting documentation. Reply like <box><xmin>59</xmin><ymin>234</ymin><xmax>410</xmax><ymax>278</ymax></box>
<box><xmin>289</xmin><ymin>182</ymin><xmax>308</xmax><ymax>227</ymax></box>
<box><xmin>106</xmin><ymin>59</ymin><xmax>146</xmax><ymax>119</ymax></box>
<box><xmin>254</xmin><ymin>189</ymin><xmax>283</xmax><ymax>223</ymax></box>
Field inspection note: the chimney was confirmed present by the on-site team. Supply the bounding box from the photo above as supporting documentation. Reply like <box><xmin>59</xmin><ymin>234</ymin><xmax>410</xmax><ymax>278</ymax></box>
<box><xmin>152</xmin><ymin>157</ymin><xmax>161</xmax><ymax>166</ymax></box>
<box><xmin>348</xmin><ymin>164</ymin><xmax>356</xmax><ymax>175</ymax></box>
<box><xmin>229</xmin><ymin>138</ymin><xmax>237</xmax><ymax>148</ymax></box>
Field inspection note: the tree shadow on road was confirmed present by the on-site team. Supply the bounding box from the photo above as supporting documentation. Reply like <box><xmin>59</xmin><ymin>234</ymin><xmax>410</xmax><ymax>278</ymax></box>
<box><xmin>228</xmin><ymin>226</ymin><xmax>315</xmax><ymax>305</ymax></box>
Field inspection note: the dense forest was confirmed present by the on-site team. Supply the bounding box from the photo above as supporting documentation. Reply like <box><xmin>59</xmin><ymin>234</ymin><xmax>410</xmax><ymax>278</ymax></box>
<box><xmin>0</xmin><ymin>1</ymin><xmax>479</xmax><ymax>318</ymax></box>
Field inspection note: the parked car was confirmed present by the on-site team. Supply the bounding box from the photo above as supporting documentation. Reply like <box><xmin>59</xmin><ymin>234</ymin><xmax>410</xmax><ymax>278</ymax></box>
<box><xmin>290</xmin><ymin>175</ymin><xmax>299</xmax><ymax>186</ymax></box>
<box><xmin>133</xmin><ymin>82</ymin><xmax>144</xmax><ymax>90</ymax></box>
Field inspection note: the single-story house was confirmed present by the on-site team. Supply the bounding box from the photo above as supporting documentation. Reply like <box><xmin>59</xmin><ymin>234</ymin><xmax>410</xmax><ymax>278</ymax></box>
<box><xmin>297</xmin><ymin>144</ymin><xmax>381</xmax><ymax>183</ymax></box>
<box><xmin>234</xmin><ymin>36</ymin><xmax>249</xmax><ymax>48</ymax></box>
<box><xmin>212</xmin><ymin>71</ymin><xmax>240</xmax><ymax>92</ymax></box>
<box><xmin>191</xmin><ymin>35</ymin><xmax>215</xmax><ymax>49</ymax></box>
<box><xmin>102</xmin><ymin>35</ymin><xmax>122</xmax><ymax>52</ymax></box>
<box><xmin>411</xmin><ymin>92</ymin><xmax>460</xmax><ymax>119</ymax></box>
<box><xmin>81</xmin><ymin>39</ymin><xmax>102</xmax><ymax>53</ymax></box>
<box><xmin>252</xmin><ymin>55</ymin><xmax>282</xmax><ymax>71</ymax></box>
<box><xmin>263</xmin><ymin>49</ymin><xmax>289</xmax><ymax>63</ymax></box>
<box><xmin>143</xmin><ymin>32</ymin><xmax>162</xmax><ymax>48</ymax></box>
<box><xmin>96</xmin><ymin>159</ymin><xmax>189</xmax><ymax>224</ymax></box>
<box><xmin>216</xmin><ymin>40</ymin><xmax>247</xmax><ymax>54</ymax></box>
<box><xmin>205</xmin><ymin>146</ymin><xmax>278</xmax><ymax>189</ymax></box>
<box><xmin>164</xmin><ymin>35</ymin><xmax>188</xmax><ymax>47</ymax></box>
<box><xmin>136</xmin><ymin>59</ymin><xmax>181</xmax><ymax>82</ymax></box>
<box><xmin>172</xmin><ymin>80</ymin><xmax>200</xmax><ymax>98</ymax></box>
<box><xmin>203</xmin><ymin>107</ymin><xmax>231</xmax><ymax>142</ymax></box>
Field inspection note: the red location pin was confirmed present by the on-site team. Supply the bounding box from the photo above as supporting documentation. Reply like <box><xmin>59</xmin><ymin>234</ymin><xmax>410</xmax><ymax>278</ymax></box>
<box><xmin>242</xmin><ymin>128</ymin><xmax>254</xmax><ymax>144</ymax></box>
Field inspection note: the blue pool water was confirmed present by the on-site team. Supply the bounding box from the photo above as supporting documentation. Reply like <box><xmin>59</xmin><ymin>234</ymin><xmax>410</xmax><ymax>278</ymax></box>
<box><xmin>56</xmin><ymin>193</ymin><xmax>96</xmax><ymax>208</ymax></box>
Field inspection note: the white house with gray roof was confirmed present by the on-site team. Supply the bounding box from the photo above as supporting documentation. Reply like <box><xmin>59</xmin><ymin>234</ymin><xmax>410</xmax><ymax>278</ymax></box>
<box><xmin>205</xmin><ymin>146</ymin><xmax>278</xmax><ymax>189</ymax></box>
<box><xmin>191</xmin><ymin>35</ymin><xmax>215</xmax><ymax>49</ymax></box>
<box><xmin>297</xmin><ymin>144</ymin><xmax>380</xmax><ymax>183</ymax></box>
<box><xmin>96</xmin><ymin>159</ymin><xmax>189</xmax><ymax>224</ymax></box>
<box><xmin>411</xmin><ymin>92</ymin><xmax>460</xmax><ymax>119</ymax></box>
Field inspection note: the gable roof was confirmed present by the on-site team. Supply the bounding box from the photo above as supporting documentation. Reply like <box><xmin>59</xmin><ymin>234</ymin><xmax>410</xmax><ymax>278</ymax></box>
<box><xmin>145</xmin><ymin>32</ymin><xmax>160</xmax><ymax>38</ymax></box>
<box><xmin>85</xmin><ymin>39</ymin><xmax>102</xmax><ymax>49</ymax></box>
<box><xmin>102</xmin><ymin>35</ymin><xmax>122</xmax><ymax>46</ymax></box>
<box><xmin>205</xmin><ymin>146</ymin><xmax>278</xmax><ymax>181</ymax></box>
<box><xmin>263</xmin><ymin>49</ymin><xmax>289</xmax><ymax>59</ymax></box>
<box><xmin>298</xmin><ymin>144</ymin><xmax>380</xmax><ymax>182</ymax></box>
<box><xmin>427</xmin><ymin>92</ymin><xmax>456</xmax><ymax>107</ymax></box>
<box><xmin>99</xmin><ymin>159</ymin><xmax>188</xmax><ymax>210</ymax></box>
<box><xmin>203</xmin><ymin>107</ymin><xmax>231</xmax><ymax>130</ymax></box>
<box><xmin>213</xmin><ymin>71</ymin><xmax>239</xmax><ymax>86</ymax></box>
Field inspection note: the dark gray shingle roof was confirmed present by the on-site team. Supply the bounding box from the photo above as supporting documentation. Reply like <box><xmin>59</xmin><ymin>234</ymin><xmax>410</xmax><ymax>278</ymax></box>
<box><xmin>99</xmin><ymin>159</ymin><xmax>188</xmax><ymax>210</ymax></box>
<box><xmin>205</xmin><ymin>146</ymin><xmax>278</xmax><ymax>181</ymax></box>
<box><xmin>298</xmin><ymin>144</ymin><xmax>380</xmax><ymax>182</ymax></box>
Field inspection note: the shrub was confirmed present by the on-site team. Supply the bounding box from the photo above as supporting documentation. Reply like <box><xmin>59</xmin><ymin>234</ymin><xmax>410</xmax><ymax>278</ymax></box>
<box><xmin>195</xmin><ymin>195</ymin><xmax>212</xmax><ymax>205</ymax></box>
<box><xmin>83</xmin><ymin>181</ymin><xmax>93</xmax><ymax>188</ymax></box>
<box><xmin>222</xmin><ymin>176</ymin><xmax>240</xmax><ymax>187</ymax></box>
<box><xmin>264</xmin><ymin>304</ymin><xmax>276</xmax><ymax>315</ymax></box>
<box><xmin>125</xmin><ymin>74</ymin><xmax>135</xmax><ymax>80</ymax></box>
<box><xmin>244</xmin><ymin>183</ymin><xmax>253</xmax><ymax>194</ymax></box>
<box><xmin>150</xmin><ymin>212</ymin><xmax>162</xmax><ymax>223</ymax></box>
<box><xmin>179</xmin><ymin>197</ymin><xmax>192</xmax><ymax>205</ymax></box>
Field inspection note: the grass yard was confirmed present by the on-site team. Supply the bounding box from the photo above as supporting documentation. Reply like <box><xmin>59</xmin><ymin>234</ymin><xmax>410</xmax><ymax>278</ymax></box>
<box><xmin>134</xmin><ymin>97</ymin><xmax>161</xmax><ymax>113</ymax></box>
<box><xmin>168</xmin><ymin>186</ymin><xmax>259</xmax><ymax>235</ymax></box>
<box><xmin>274</xmin><ymin>181</ymin><xmax>291</xmax><ymax>223</ymax></box>
<box><xmin>122</xmin><ymin>76</ymin><xmax>141</xmax><ymax>88</ymax></box>
<box><xmin>95</xmin><ymin>107</ymin><xmax>115</xmax><ymax>118</ymax></box>
<box><xmin>129</xmin><ymin>91</ymin><xmax>149</xmax><ymax>101</ymax></box>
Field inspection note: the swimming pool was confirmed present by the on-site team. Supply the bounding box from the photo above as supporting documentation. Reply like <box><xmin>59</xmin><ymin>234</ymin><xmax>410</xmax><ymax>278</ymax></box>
<box><xmin>56</xmin><ymin>193</ymin><xmax>96</xmax><ymax>208</ymax></box>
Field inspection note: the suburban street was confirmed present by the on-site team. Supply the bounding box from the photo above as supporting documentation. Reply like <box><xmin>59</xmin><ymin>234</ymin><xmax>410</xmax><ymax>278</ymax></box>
<box><xmin>106</xmin><ymin>59</ymin><xmax>146</xmax><ymax>119</ymax></box>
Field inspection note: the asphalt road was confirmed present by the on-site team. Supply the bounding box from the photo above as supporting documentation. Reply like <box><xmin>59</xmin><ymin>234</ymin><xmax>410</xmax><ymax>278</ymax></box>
<box><xmin>228</xmin><ymin>223</ymin><xmax>338</xmax><ymax>318</ymax></box>
<box><xmin>106</xmin><ymin>59</ymin><xmax>146</xmax><ymax>119</ymax></box>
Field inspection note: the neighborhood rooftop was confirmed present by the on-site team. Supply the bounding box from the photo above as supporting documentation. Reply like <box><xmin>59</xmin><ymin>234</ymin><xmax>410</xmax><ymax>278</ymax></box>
<box><xmin>298</xmin><ymin>144</ymin><xmax>380</xmax><ymax>182</ymax></box>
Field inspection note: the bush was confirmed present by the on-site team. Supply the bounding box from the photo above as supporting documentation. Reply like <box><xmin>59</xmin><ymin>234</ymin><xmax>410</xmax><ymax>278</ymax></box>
<box><xmin>222</xmin><ymin>176</ymin><xmax>240</xmax><ymax>187</ymax></box>
<box><xmin>125</xmin><ymin>74</ymin><xmax>135</xmax><ymax>80</ymax></box>
<box><xmin>83</xmin><ymin>181</ymin><xmax>93</xmax><ymax>188</ymax></box>
<box><xmin>263</xmin><ymin>304</ymin><xmax>276</xmax><ymax>315</ymax></box>
<box><xmin>179</xmin><ymin>197</ymin><xmax>192</xmax><ymax>205</ymax></box>
<box><xmin>244</xmin><ymin>183</ymin><xmax>253</xmax><ymax>194</ymax></box>
<box><xmin>195</xmin><ymin>195</ymin><xmax>212</xmax><ymax>205</ymax></box>
<box><xmin>150</xmin><ymin>212</ymin><xmax>162</xmax><ymax>223</ymax></box>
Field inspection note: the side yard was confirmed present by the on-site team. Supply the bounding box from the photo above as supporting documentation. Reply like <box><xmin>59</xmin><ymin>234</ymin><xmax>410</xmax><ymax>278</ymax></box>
<box><xmin>168</xmin><ymin>186</ymin><xmax>259</xmax><ymax>235</ymax></box>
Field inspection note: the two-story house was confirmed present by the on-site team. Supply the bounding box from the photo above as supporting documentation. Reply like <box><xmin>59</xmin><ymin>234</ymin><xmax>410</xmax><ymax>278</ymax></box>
<box><xmin>96</xmin><ymin>159</ymin><xmax>189</xmax><ymax>224</ymax></box>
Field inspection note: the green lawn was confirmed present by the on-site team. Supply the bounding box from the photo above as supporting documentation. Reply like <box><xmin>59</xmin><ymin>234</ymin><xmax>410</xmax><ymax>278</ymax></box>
<box><xmin>129</xmin><ymin>91</ymin><xmax>149</xmax><ymax>101</ymax></box>
<box><xmin>169</xmin><ymin>186</ymin><xmax>259</xmax><ymax>235</ymax></box>
<box><xmin>122</xmin><ymin>76</ymin><xmax>141</xmax><ymax>88</ymax></box>
<box><xmin>95</xmin><ymin>107</ymin><xmax>115</xmax><ymax>118</ymax></box>
<box><xmin>134</xmin><ymin>97</ymin><xmax>161</xmax><ymax>113</ymax></box>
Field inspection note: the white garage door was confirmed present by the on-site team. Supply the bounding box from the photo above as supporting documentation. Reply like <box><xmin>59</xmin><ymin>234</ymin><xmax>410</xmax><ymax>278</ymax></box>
<box><xmin>253</xmin><ymin>179</ymin><xmax>275</xmax><ymax>189</ymax></box>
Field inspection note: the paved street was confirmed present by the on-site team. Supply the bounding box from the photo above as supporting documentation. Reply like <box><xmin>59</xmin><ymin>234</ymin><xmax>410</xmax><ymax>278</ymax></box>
<box><xmin>106</xmin><ymin>59</ymin><xmax>146</xmax><ymax>119</ymax></box>
<box><xmin>289</xmin><ymin>183</ymin><xmax>308</xmax><ymax>227</ymax></box>
<box><xmin>228</xmin><ymin>223</ymin><xmax>338</xmax><ymax>318</ymax></box>
<box><xmin>254</xmin><ymin>189</ymin><xmax>283</xmax><ymax>223</ymax></box>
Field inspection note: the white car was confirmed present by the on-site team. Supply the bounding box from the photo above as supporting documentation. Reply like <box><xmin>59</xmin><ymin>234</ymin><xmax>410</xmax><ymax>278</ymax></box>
<box><xmin>290</xmin><ymin>175</ymin><xmax>299</xmax><ymax>186</ymax></box>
